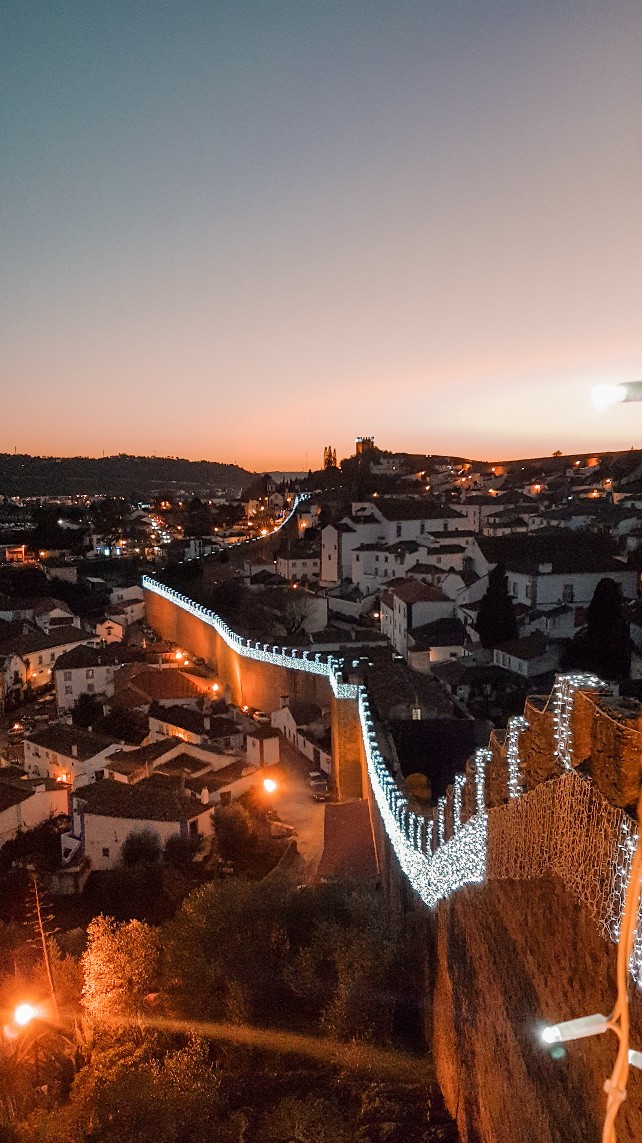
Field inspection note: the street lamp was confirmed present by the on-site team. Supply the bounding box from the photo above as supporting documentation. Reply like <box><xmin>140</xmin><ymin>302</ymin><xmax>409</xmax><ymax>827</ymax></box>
<box><xmin>14</xmin><ymin>1004</ymin><xmax>39</xmax><ymax>1028</ymax></box>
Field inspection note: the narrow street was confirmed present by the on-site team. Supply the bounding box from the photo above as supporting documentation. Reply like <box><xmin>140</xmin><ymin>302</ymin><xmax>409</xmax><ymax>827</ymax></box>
<box><xmin>267</xmin><ymin>737</ymin><xmax>326</xmax><ymax>881</ymax></box>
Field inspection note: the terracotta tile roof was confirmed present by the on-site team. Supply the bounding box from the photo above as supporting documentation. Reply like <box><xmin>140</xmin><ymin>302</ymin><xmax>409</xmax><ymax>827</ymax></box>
<box><xmin>125</xmin><ymin>668</ymin><xmax>201</xmax><ymax>703</ymax></box>
<box><xmin>26</xmin><ymin>723</ymin><xmax>115</xmax><ymax>761</ymax></box>
<box><xmin>495</xmin><ymin>631</ymin><xmax>548</xmax><ymax>660</ymax></box>
<box><xmin>389</xmin><ymin>580</ymin><xmax>446</xmax><ymax>604</ymax></box>
<box><xmin>73</xmin><ymin>776</ymin><xmax>204</xmax><ymax>821</ymax></box>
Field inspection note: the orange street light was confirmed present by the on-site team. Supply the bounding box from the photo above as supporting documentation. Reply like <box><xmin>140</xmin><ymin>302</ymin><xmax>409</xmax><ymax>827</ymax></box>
<box><xmin>14</xmin><ymin>1003</ymin><xmax>39</xmax><ymax>1027</ymax></box>
<box><xmin>263</xmin><ymin>777</ymin><xmax>278</xmax><ymax>794</ymax></box>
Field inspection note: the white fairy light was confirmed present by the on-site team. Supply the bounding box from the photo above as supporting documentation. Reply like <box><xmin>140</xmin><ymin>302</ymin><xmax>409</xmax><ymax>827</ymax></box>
<box><xmin>506</xmin><ymin>715</ymin><xmax>529</xmax><ymax>799</ymax></box>
<box><xmin>453</xmin><ymin>773</ymin><xmax>466</xmax><ymax>832</ymax></box>
<box><xmin>552</xmin><ymin>673</ymin><xmax>606</xmax><ymax>770</ymax></box>
<box><xmin>437</xmin><ymin>798</ymin><xmax>446</xmax><ymax>846</ymax></box>
<box><xmin>474</xmin><ymin>748</ymin><xmax>491</xmax><ymax>815</ymax></box>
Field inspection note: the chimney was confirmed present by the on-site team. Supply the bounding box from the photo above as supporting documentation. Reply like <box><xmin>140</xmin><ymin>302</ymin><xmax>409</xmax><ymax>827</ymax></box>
<box><xmin>280</xmin><ymin>695</ymin><xmax>290</xmax><ymax>709</ymax></box>
<box><xmin>200</xmin><ymin>786</ymin><xmax>209</xmax><ymax>805</ymax></box>
<box><xmin>203</xmin><ymin>715</ymin><xmax>210</xmax><ymax>731</ymax></box>
<box><xmin>71</xmin><ymin>744</ymin><xmax>78</xmax><ymax>758</ymax></box>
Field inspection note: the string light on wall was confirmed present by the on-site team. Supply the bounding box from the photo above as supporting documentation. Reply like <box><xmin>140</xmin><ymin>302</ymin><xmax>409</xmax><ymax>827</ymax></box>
<box><xmin>142</xmin><ymin>576</ymin><xmax>359</xmax><ymax>700</ymax></box>
<box><xmin>437</xmin><ymin>798</ymin><xmax>446</xmax><ymax>845</ymax></box>
<box><xmin>506</xmin><ymin>715</ymin><xmax>529</xmax><ymax>799</ymax></box>
<box><xmin>358</xmin><ymin>690</ymin><xmax>487</xmax><ymax>908</ymax></box>
<box><xmin>552</xmin><ymin>673</ymin><xmax>606</xmax><ymax>770</ymax></box>
<box><xmin>453</xmin><ymin>773</ymin><xmax>466</xmax><ymax>832</ymax></box>
<box><xmin>474</xmin><ymin>748</ymin><xmax>491</xmax><ymax>815</ymax></box>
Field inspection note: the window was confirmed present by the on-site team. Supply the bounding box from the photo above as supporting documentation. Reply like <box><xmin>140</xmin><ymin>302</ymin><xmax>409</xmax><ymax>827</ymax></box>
<box><xmin>38</xmin><ymin>655</ymin><xmax>43</xmax><ymax>665</ymax></box>
<box><xmin>562</xmin><ymin>583</ymin><xmax>574</xmax><ymax>603</ymax></box>
<box><xmin>396</xmin><ymin>524</ymin><xmax>402</xmax><ymax>537</ymax></box>
<box><xmin>420</xmin><ymin>523</ymin><xmax>425</xmax><ymax>534</ymax></box>
<box><xmin>87</xmin><ymin>683</ymin><xmax>94</xmax><ymax>693</ymax></box>
<box><xmin>355</xmin><ymin>554</ymin><xmax>360</xmax><ymax>562</ymax></box>
<box><xmin>189</xmin><ymin>819</ymin><xmax>198</xmax><ymax>837</ymax></box>
<box><xmin>86</xmin><ymin>669</ymin><xmax>94</xmax><ymax>679</ymax></box>
<box><xmin>102</xmin><ymin>847</ymin><xmax>110</xmax><ymax>858</ymax></box>
<box><xmin>65</xmin><ymin>685</ymin><xmax>73</xmax><ymax>694</ymax></box>
<box><xmin>64</xmin><ymin>671</ymin><xmax>72</xmax><ymax>681</ymax></box>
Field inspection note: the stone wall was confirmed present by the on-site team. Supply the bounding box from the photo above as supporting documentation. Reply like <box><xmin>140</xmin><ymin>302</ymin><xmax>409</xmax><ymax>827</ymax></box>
<box><xmin>144</xmin><ymin>586</ymin><xmax>364</xmax><ymax>798</ymax></box>
<box><xmin>425</xmin><ymin>877</ymin><xmax>642</xmax><ymax>1143</ymax></box>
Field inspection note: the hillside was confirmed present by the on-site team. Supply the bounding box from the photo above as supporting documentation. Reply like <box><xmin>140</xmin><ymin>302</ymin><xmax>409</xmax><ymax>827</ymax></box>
<box><xmin>0</xmin><ymin>454</ymin><xmax>254</xmax><ymax>497</ymax></box>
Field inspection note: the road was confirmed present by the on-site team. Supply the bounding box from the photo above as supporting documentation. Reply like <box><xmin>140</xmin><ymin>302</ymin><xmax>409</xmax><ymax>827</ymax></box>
<box><xmin>267</xmin><ymin>737</ymin><xmax>326</xmax><ymax>882</ymax></box>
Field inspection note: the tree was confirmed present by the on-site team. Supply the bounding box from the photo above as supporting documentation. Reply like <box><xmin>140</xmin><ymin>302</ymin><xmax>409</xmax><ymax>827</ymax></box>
<box><xmin>82</xmin><ymin>917</ymin><xmax>159</xmax><ymax>1027</ymax></box>
<box><xmin>475</xmin><ymin>563</ymin><xmax>519</xmax><ymax>650</ymax></box>
<box><xmin>561</xmin><ymin>576</ymin><xmax>631</xmax><ymax>681</ymax></box>
<box><xmin>120</xmin><ymin>830</ymin><xmax>162</xmax><ymax>867</ymax></box>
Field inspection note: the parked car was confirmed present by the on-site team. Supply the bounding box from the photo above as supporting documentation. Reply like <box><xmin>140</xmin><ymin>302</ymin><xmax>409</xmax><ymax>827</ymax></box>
<box><xmin>252</xmin><ymin>710</ymin><xmax>271</xmax><ymax>725</ymax></box>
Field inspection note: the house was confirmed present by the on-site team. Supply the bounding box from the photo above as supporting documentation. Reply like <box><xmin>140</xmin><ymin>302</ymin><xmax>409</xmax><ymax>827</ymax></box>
<box><xmin>64</xmin><ymin>777</ymin><xmax>214</xmax><ymax>871</ymax></box>
<box><xmin>62</xmin><ymin>730</ymin><xmax>263</xmax><ymax>871</ymax></box>
<box><xmin>407</xmin><ymin>617</ymin><xmax>467</xmax><ymax>671</ymax></box>
<box><xmin>276</xmin><ymin>545</ymin><xmax>321</xmax><ymax>583</ymax></box>
<box><xmin>0</xmin><ymin>770</ymin><xmax>69</xmax><ymax>846</ymax></box>
<box><xmin>24</xmin><ymin>723</ymin><xmax>118</xmax><ymax>788</ymax></box>
<box><xmin>477</xmin><ymin>534</ymin><xmax>638</xmax><ymax>609</ymax></box>
<box><xmin>95</xmin><ymin>616</ymin><xmax>125</xmax><ymax>643</ymax></box>
<box><xmin>270</xmin><ymin>700</ymin><xmax>331</xmax><ymax>775</ymax></box>
<box><xmin>117</xmin><ymin>667</ymin><xmax>205</xmax><ymax>709</ymax></box>
<box><xmin>493</xmin><ymin>632</ymin><xmax>558</xmax><ymax>679</ymax></box>
<box><xmin>0</xmin><ymin>627</ymin><xmax>94</xmax><ymax>691</ymax></box>
<box><xmin>148</xmin><ymin>703</ymin><xmax>244</xmax><ymax>751</ymax></box>
<box><xmin>246</xmin><ymin>725</ymin><xmax>280</xmax><ymax>768</ymax></box>
<box><xmin>54</xmin><ymin>644</ymin><xmax>119</xmax><ymax>711</ymax></box>
<box><xmin>380</xmin><ymin>580</ymin><xmax>454</xmax><ymax>659</ymax></box>
<box><xmin>31</xmin><ymin>599</ymin><xmax>79</xmax><ymax>633</ymax></box>
<box><xmin>320</xmin><ymin>498</ymin><xmax>469</xmax><ymax>587</ymax></box>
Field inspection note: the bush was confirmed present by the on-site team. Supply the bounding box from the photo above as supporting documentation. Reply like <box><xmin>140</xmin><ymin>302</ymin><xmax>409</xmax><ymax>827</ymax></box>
<box><xmin>120</xmin><ymin>829</ymin><xmax>162</xmax><ymax>867</ymax></box>
<box><xmin>163</xmin><ymin>832</ymin><xmax>201</xmax><ymax>869</ymax></box>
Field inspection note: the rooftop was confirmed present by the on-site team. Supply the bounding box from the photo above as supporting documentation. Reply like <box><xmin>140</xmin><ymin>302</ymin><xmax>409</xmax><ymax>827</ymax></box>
<box><xmin>73</xmin><ymin>776</ymin><xmax>204</xmax><ymax>821</ymax></box>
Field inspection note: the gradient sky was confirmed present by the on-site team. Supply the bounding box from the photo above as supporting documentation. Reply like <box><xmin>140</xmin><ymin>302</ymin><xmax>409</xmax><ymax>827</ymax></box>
<box><xmin>2</xmin><ymin>1</ymin><xmax>641</xmax><ymax>470</ymax></box>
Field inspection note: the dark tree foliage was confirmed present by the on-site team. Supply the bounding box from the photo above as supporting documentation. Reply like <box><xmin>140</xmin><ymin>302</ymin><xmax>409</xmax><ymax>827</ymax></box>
<box><xmin>475</xmin><ymin>563</ymin><xmax>519</xmax><ymax>650</ymax></box>
<box><xmin>561</xmin><ymin>576</ymin><xmax>631</xmax><ymax>681</ymax></box>
<box><xmin>120</xmin><ymin>829</ymin><xmax>162</xmax><ymax>867</ymax></box>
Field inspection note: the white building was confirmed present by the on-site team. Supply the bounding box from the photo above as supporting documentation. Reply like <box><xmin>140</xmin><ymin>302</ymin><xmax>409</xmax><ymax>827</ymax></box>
<box><xmin>24</xmin><ymin>724</ymin><xmax>118</xmax><ymax>788</ymax></box>
<box><xmin>380</xmin><ymin>581</ymin><xmax>454</xmax><ymax>659</ymax></box>
<box><xmin>0</xmin><ymin>773</ymin><xmax>69</xmax><ymax>847</ymax></box>
<box><xmin>54</xmin><ymin>644</ymin><xmax>118</xmax><ymax>711</ymax></box>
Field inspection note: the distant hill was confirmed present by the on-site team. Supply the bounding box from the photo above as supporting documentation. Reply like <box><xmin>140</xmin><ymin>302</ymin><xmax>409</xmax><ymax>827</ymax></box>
<box><xmin>0</xmin><ymin>454</ymin><xmax>254</xmax><ymax>498</ymax></box>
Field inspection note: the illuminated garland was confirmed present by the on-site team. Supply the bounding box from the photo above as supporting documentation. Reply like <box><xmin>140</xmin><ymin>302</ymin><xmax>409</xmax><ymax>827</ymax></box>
<box><xmin>506</xmin><ymin>715</ymin><xmax>529</xmax><ymax>799</ymax></box>
<box><xmin>453</xmin><ymin>772</ymin><xmax>466</xmax><ymax>832</ymax></box>
<box><xmin>552</xmin><ymin>673</ymin><xmax>605</xmax><ymax>770</ymax></box>
<box><xmin>358</xmin><ymin>689</ymin><xmax>487</xmax><ymax>908</ymax></box>
<box><xmin>142</xmin><ymin>576</ymin><xmax>359</xmax><ymax>700</ymax></box>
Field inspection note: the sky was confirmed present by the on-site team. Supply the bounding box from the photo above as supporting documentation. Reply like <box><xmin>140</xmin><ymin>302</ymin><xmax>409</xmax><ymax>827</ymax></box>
<box><xmin>1</xmin><ymin>1</ymin><xmax>642</xmax><ymax>471</ymax></box>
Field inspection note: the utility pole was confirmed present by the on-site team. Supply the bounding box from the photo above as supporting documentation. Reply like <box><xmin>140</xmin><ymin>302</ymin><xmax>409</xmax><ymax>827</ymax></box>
<box><xmin>31</xmin><ymin>872</ymin><xmax>59</xmax><ymax>1021</ymax></box>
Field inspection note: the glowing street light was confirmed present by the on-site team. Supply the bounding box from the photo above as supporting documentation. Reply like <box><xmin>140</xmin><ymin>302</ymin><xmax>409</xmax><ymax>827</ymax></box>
<box><xmin>14</xmin><ymin>1003</ymin><xmax>39</xmax><ymax>1027</ymax></box>
<box><xmin>263</xmin><ymin>777</ymin><xmax>278</xmax><ymax>794</ymax></box>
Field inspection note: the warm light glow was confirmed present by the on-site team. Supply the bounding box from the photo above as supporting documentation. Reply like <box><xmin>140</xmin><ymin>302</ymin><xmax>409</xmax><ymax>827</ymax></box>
<box><xmin>263</xmin><ymin>777</ymin><xmax>278</xmax><ymax>794</ymax></box>
<box><xmin>260</xmin><ymin>528</ymin><xmax>268</xmax><ymax>536</ymax></box>
<box><xmin>175</xmin><ymin>651</ymin><xmax>183</xmax><ymax>660</ymax></box>
<box><xmin>212</xmin><ymin>683</ymin><xmax>220</xmax><ymax>692</ymax></box>
<box><xmin>14</xmin><ymin>1003</ymin><xmax>39</xmax><ymax>1027</ymax></box>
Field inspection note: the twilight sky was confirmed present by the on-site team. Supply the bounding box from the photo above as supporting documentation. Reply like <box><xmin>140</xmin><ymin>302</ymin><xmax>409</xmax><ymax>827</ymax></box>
<box><xmin>2</xmin><ymin>1</ymin><xmax>641</xmax><ymax>471</ymax></box>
